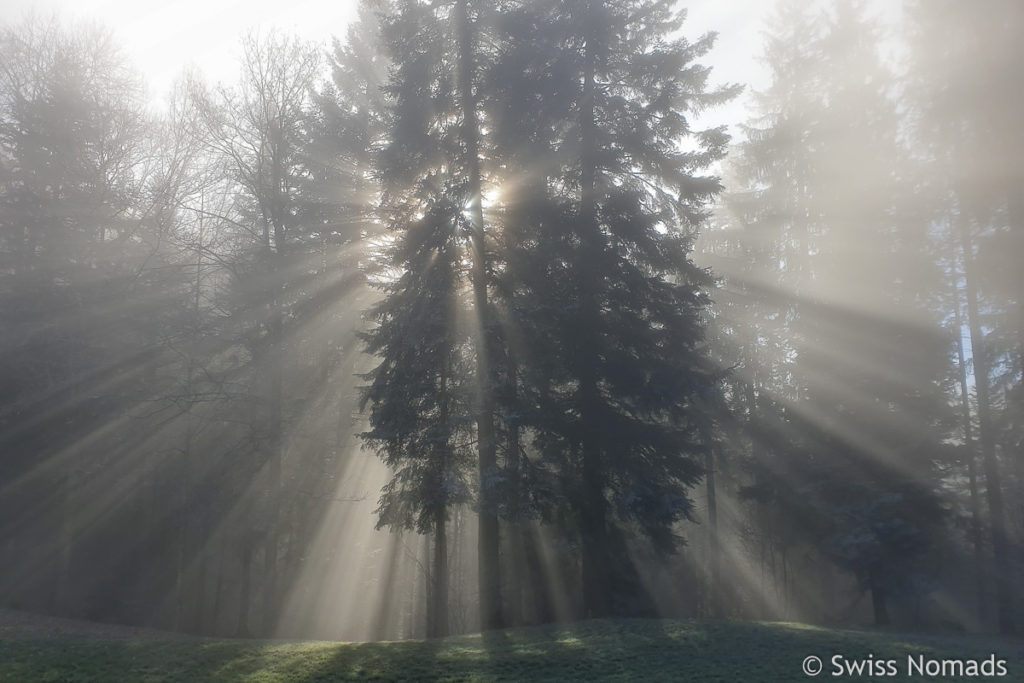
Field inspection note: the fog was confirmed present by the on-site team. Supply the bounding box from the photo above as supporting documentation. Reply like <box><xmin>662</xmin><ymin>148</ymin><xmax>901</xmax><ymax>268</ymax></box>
<box><xmin>0</xmin><ymin>0</ymin><xmax>1021</xmax><ymax>642</ymax></box>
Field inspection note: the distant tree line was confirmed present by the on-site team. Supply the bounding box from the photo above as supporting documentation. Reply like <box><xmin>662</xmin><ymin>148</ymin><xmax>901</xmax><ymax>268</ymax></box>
<box><xmin>702</xmin><ymin>0</ymin><xmax>1024</xmax><ymax>634</ymax></box>
<box><xmin>0</xmin><ymin>0</ymin><xmax>1020</xmax><ymax>639</ymax></box>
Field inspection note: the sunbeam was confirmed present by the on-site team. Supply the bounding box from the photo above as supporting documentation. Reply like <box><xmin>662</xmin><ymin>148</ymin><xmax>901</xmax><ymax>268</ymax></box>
<box><xmin>1</xmin><ymin>5</ymin><xmax>1022</xmax><ymax>683</ymax></box>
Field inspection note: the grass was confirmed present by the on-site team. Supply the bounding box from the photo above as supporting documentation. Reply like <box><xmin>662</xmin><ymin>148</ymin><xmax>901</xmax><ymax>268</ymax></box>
<box><xmin>1</xmin><ymin>617</ymin><xmax>1022</xmax><ymax>681</ymax></box>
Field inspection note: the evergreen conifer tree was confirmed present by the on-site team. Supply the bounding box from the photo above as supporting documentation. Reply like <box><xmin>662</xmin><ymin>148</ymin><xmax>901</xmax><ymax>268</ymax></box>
<box><xmin>488</xmin><ymin>0</ymin><xmax>737</xmax><ymax>617</ymax></box>
<box><xmin>359</xmin><ymin>0</ymin><xmax>484</xmax><ymax>636</ymax></box>
<box><xmin>717</xmin><ymin>0</ymin><xmax>954</xmax><ymax>625</ymax></box>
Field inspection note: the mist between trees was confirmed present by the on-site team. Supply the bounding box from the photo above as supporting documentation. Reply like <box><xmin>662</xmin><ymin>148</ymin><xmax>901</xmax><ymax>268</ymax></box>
<box><xmin>0</xmin><ymin>0</ymin><xmax>1021</xmax><ymax>641</ymax></box>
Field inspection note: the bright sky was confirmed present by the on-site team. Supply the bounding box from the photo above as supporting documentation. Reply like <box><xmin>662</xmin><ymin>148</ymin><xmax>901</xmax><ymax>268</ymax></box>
<box><xmin>1</xmin><ymin>0</ymin><xmax>774</xmax><ymax>125</ymax></box>
<box><xmin>684</xmin><ymin>1</ymin><xmax>774</xmax><ymax>134</ymax></box>
<box><xmin>0</xmin><ymin>0</ymin><xmax>359</xmax><ymax>104</ymax></box>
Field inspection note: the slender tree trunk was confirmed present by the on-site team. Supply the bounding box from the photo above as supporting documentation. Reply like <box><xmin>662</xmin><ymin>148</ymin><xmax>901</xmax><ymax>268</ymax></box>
<box><xmin>507</xmin><ymin>529</ymin><xmax>527</xmax><ymax>626</ymax></box>
<box><xmin>194</xmin><ymin>523</ymin><xmax>208</xmax><ymax>634</ymax></box>
<box><xmin>499</xmin><ymin>344</ymin><xmax>524</xmax><ymax>626</ymax></box>
<box><xmin>959</xmin><ymin>211</ymin><xmax>1015</xmax><ymax>634</ymax></box>
<box><xmin>175</xmin><ymin>209</ymin><xmax>202</xmax><ymax>633</ymax></box>
<box><xmin>455</xmin><ymin>0</ymin><xmax>501</xmax><ymax>631</ymax></box>
<box><xmin>431</xmin><ymin>508</ymin><xmax>449</xmax><ymax>638</ymax></box>
<box><xmin>261</xmin><ymin>276</ymin><xmax>283</xmax><ymax>636</ymax></box>
<box><xmin>212</xmin><ymin>540</ymin><xmax>227</xmax><ymax>635</ymax></box>
<box><xmin>55</xmin><ymin>351</ymin><xmax>89</xmax><ymax>615</ymax></box>
<box><xmin>505</xmin><ymin>357</ymin><xmax>525</xmax><ymax>626</ymax></box>
<box><xmin>429</xmin><ymin>357</ymin><xmax>452</xmax><ymax>639</ymax></box>
<box><xmin>56</xmin><ymin>469</ymin><xmax>75</xmax><ymax>613</ymax></box>
<box><xmin>372</xmin><ymin>538</ymin><xmax>402</xmax><ymax>641</ymax></box>
<box><xmin>187</xmin><ymin>215</ymin><xmax>208</xmax><ymax>635</ymax></box>
<box><xmin>174</xmin><ymin>403</ymin><xmax>192</xmax><ymax>632</ymax></box>
<box><xmin>175</xmin><ymin>242</ymin><xmax>203</xmax><ymax>630</ymax></box>
<box><xmin>263</xmin><ymin>388</ymin><xmax>281</xmax><ymax>637</ymax></box>
<box><xmin>237</xmin><ymin>534</ymin><xmax>252</xmax><ymax>637</ymax></box>
<box><xmin>578</xmin><ymin>0</ymin><xmax>611</xmax><ymax>619</ymax></box>
<box><xmin>285</xmin><ymin>504</ymin><xmax>311</xmax><ymax>589</ymax></box>
<box><xmin>744</xmin><ymin>379</ymin><xmax>774</xmax><ymax>620</ymax></box>
<box><xmin>263</xmin><ymin>138</ymin><xmax>287</xmax><ymax>636</ymax></box>
<box><xmin>1009</xmin><ymin>193</ymin><xmax>1024</xmax><ymax>540</ymax></box>
<box><xmin>522</xmin><ymin>525</ymin><xmax>551</xmax><ymax>624</ymax></box>
<box><xmin>705</xmin><ymin>446</ymin><xmax>720</xmax><ymax>618</ymax></box>
<box><xmin>951</xmin><ymin>266</ymin><xmax>987</xmax><ymax>624</ymax></box>
<box><xmin>778</xmin><ymin>544</ymin><xmax>786</xmax><ymax>618</ymax></box>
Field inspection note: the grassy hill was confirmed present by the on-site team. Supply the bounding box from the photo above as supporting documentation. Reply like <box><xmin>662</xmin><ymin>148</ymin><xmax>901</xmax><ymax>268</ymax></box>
<box><xmin>1</xmin><ymin>611</ymin><xmax>1021</xmax><ymax>681</ymax></box>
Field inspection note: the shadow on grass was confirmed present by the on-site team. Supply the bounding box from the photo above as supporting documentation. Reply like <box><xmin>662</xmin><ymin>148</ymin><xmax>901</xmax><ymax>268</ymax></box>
<box><xmin>4</xmin><ymin>619</ymin><xmax>1023</xmax><ymax>682</ymax></box>
<box><xmin>283</xmin><ymin>620</ymin><xmax>648</xmax><ymax>681</ymax></box>
<box><xmin>462</xmin><ymin>618</ymin><xmax>678</xmax><ymax>681</ymax></box>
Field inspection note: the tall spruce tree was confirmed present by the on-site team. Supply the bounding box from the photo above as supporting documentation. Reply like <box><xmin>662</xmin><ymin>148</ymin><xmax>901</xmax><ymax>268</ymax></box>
<box><xmin>359</xmin><ymin>197</ymin><xmax>475</xmax><ymax>638</ymax></box>
<box><xmin>488</xmin><ymin>0</ymin><xmax>737</xmax><ymax>617</ymax></box>
<box><xmin>0</xmin><ymin>18</ymin><xmax>190</xmax><ymax>618</ymax></box>
<box><xmin>360</xmin><ymin>0</ymin><xmax>482</xmax><ymax>637</ymax></box>
<box><xmin>455</xmin><ymin>0</ymin><xmax>502</xmax><ymax>631</ymax></box>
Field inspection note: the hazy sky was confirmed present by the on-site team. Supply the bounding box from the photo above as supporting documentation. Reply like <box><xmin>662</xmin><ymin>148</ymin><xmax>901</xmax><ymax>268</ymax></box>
<box><xmin>685</xmin><ymin>1</ymin><xmax>773</xmax><ymax>132</ymax></box>
<box><xmin>0</xmin><ymin>0</ymin><xmax>359</xmax><ymax>102</ymax></box>
<box><xmin>0</xmin><ymin>0</ymin><xmax>775</xmax><ymax>130</ymax></box>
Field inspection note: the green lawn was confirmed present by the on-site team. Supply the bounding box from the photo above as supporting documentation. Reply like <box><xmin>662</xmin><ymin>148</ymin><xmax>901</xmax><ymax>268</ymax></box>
<box><xmin>1</xmin><ymin>618</ymin><xmax>1022</xmax><ymax>682</ymax></box>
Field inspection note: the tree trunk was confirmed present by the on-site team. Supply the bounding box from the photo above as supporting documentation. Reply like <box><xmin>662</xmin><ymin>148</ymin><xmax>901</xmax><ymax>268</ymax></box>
<box><xmin>578</xmin><ymin>0</ymin><xmax>611</xmax><ymax>619</ymax></box>
<box><xmin>524</xmin><ymin>525</ymin><xmax>553</xmax><ymax>624</ymax></box>
<box><xmin>262</xmin><ymin>122</ymin><xmax>288</xmax><ymax>638</ymax></box>
<box><xmin>429</xmin><ymin>351</ymin><xmax>452</xmax><ymax>639</ymax></box>
<box><xmin>193</xmin><ymin>523</ymin><xmax>208</xmax><ymax>634</ymax></box>
<box><xmin>372</xmin><ymin>537</ymin><xmax>402</xmax><ymax>641</ymax></box>
<box><xmin>959</xmin><ymin>211</ymin><xmax>1015</xmax><ymax>634</ymax></box>
<box><xmin>431</xmin><ymin>509</ymin><xmax>449</xmax><ymax>638</ymax></box>
<box><xmin>56</xmin><ymin>469</ymin><xmax>76</xmax><ymax>613</ymax></box>
<box><xmin>705</xmin><ymin>446</ymin><xmax>720</xmax><ymax>618</ymax></box>
<box><xmin>175</xmin><ymin>351</ymin><xmax>197</xmax><ymax>633</ymax></box>
<box><xmin>505</xmin><ymin>347</ymin><xmax>525</xmax><ymax>626</ymax></box>
<box><xmin>744</xmin><ymin>380</ymin><xmax>774</xmax><ymax>620</ymax></box>
<box><xmin>951</xmin><ymin>266</ymin><xmax>987</xmax><ymax>624</ymax></box>
<box><xmin>455</xmin><ymin>0</ymin><xmax>501</xmax><ymax>631</ymax></box>
<box><xmin>174</xmin><ymin>444</ymin><xmax>190</xmax><ymax>632</ymax></box>
<box><xmin>1009</xmin><ymin>192</ymin><xmax>1024</xmax><ymax>548</ymax></box>
<box><xmin>262</xmin><ymin>288</ymin><xmax>283</xmax><ymax>636</ymax></box>
<box><xmin>181</xmin><ymin>213</ymin><xmax>207</xmax><ymax>635</ymax></box>
<box><xmin>237</xmin><ymin>534</ymin><xmax>252</xmax><ymax>637</ymax></box>
<box><xmin>212</xmin><ymin>540</ymin><xmax>227</xmax><ymax>635</ymax></box>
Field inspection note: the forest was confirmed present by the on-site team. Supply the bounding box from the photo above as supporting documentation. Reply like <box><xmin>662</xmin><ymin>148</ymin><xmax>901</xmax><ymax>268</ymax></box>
<box><xmin>0</xmin><ymin>0</ymin><xmax>1022</xmax><ymax>647</ymax></box>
